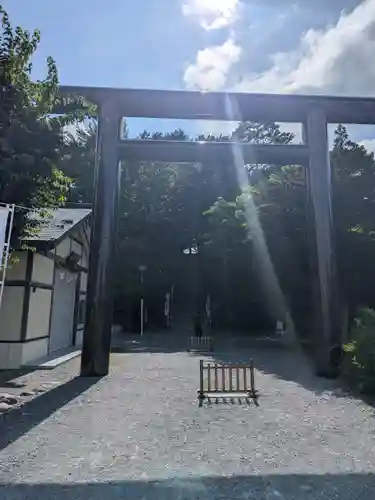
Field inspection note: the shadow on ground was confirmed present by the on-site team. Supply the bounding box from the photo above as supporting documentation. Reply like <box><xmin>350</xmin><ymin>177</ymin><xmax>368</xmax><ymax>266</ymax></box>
<box><xmin>112</xmin><ymin>331</ymin><xmax>342</xmax><ymax>397</ymax></box>
<box><xmin>206</xmin><ymin>348</ymin><xmax>341</xmax><ymax>397</ymax></box>
<box><xmin>0</xmin><ymin>368</ymin><xmax>37</xmax><ymax>389</ymax></box>
<box><xmin>1</xmin><ymin>473</ymin><xmax>375</xmax><ymax>499</ymax></box>
<box><xmin>0</xmin><ymin>376</ymin><xmax>100</xmax><ymax>452</ymax></box>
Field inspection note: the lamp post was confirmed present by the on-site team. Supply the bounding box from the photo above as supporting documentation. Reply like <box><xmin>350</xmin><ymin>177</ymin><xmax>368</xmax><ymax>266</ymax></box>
<box><xmin>139</xmin><ymin>264</ymin><xmax>147</xmax><ymax>336</ymax></box>
<box><xmin>182</xmin><ymin>242</ymin><xmax>198</xmax><ymax>256</ymax></box>
<box><xmin>183</xmin><ymin>240</ymin><xmax>200</xmax><ymax>316</ymax></box>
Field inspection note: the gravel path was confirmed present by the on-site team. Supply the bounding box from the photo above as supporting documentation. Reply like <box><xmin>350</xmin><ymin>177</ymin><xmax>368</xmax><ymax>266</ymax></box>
<box><xmin>0</xmin><ymin>347</ymin><xmax>375</xmax><ymax>499</ymax></box>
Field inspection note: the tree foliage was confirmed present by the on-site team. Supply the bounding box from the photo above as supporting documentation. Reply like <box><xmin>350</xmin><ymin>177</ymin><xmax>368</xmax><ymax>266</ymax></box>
<box><xmin>0</xmin><ymin>6</ymin><xmax>91</xmax><ymax>243</ymax></box>
<box><xmin>62</xmin><ymin>119</ymin><xmax>297</xmax><ymax>330</ymax></box>
<box><xmin>332</xmin><ymin>124</ymin><xmax>375</xmax><ymax>310</ymax></box>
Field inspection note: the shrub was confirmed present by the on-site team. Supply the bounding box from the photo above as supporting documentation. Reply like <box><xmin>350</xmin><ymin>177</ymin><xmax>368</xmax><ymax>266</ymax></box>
<box><xmin>342</xmin><ymin>307</ymin><xmax>375</xmax><ymax>394</ymax></box>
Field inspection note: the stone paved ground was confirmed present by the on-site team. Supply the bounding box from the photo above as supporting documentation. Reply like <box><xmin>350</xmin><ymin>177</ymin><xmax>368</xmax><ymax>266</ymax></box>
<box><xmin>0</xmin><ymin>343</ymin><xmax>375</xmax><ymax>499</ymax></box>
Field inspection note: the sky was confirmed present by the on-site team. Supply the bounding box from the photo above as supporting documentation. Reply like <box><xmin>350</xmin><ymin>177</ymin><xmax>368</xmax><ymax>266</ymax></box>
<box><xmin>3</xmin><ymin>0</ymin><xmax>375</xmax><ymax>146</ymax></box>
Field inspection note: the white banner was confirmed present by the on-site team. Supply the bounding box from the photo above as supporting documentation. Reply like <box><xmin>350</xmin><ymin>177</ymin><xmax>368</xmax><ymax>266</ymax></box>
<box><xmin>205</xmin><ymin>295</ymin><xmax>211</xmax><ymax>319</ymax></box>
<box><xmin>0</xmin><ymin>207</ymin><xmax>9</xmax><ymax>268</ymax></box>
<box><xmin>164</xmin><ymin>292</ymin><xmax>170</xmax><ymax>317</ymax></box>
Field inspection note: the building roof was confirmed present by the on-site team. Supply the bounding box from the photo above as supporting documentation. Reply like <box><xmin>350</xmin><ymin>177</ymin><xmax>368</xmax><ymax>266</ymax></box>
<box><xmin>26</xmin><ymin>208</ymin><xmax>92</xmax><ymax>245</ymax></box>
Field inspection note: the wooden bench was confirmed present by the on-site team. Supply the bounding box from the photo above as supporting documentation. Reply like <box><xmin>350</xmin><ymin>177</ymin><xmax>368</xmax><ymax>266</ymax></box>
<box><xmin>189</xmin><ymin>336</ymin><xmax>214</xmax><ymax>352</ymax></box>
<box><xmin>198</xmin><ymin>360</ymin><xmax>259</xmax><ymax>407</ymax></box>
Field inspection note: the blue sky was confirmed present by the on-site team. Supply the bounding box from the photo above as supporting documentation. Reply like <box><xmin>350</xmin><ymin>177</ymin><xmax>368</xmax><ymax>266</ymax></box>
<box><xmin>3</xmin><ymin>0</ymin><xmax>375</xmax><ymax>145</ymax></box>
<box><xmin>2</xmin><ymin>0</ymin><xmax>222</xmax><ymax>136</ymax></box>
<box><xmin>2</xmin><ymin>0</ymin><xmax>200</xmax><ymax>89</ymax></box>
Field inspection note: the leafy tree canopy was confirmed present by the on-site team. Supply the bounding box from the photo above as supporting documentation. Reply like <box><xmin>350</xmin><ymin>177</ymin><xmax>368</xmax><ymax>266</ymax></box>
<box><xmin>0</xmin><ymin>6</ymin><xmax>91</xmax><ymax>243</ymax></box>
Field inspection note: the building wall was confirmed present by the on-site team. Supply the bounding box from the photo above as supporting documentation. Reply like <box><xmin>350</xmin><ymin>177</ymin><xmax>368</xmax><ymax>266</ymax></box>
<box><xmin>21</xmin><ymin>337</ymin><xmax>49</xmax><ymax>364</ymax></box>
<box><xmin>80</xmin><ymin>247</ymin><xmax>89</xmax><ymax>270</ymax></box>
<box><xmin>6</xmin><ymin>252</ymin><xmax>27</xmax><ymax>280</ymax></box>
<box><xmin>25</xmin><ymin>254</ymin><xmax>53</xmax><ymax>350</ymax></box>
<box><xmin>71</xmin><ymin>240</ymin><xmax>82</xmax><ymax>256</ymax></box>
<box><xmin>0</xmin><ymin>337</ymin><xmax>50</xmax><ymax>369</ymax></box>
<box><xmin>31</xmin><ymin>254</ymin><xmax>54</xmax><ymax>285</ymax></box>
<box><xmin>80</xmin><ymin>272</ymin><xmax>87</xmax><ymax>293</ymax></box>
<box><xmin>0</xmin><ymin>252</ymin><xmax>30</xmax><ymax>368</ymax></box>
<box><xmin>71</xmin><ymin>224</ymin><xmax>90</xmax><ymax>271</ymax></box>
<box><xmin>75</xmin><ymin>271</ymin><xmax>87</xmax><ymax>347</ymax></box>
<box><xmin>0</xmin><ymin>286</ymin><xmax>24</xmax><ymax>342</ymax></box>
<box><xmin>0</xmin><ymin>218</ymin><xmax>91</xmax><ymax>369</ymax></box>
<box><xmin>72</xmin><ymin>227</ymin><xmax>89</xmax><ymax>347</ymax></box>
<box><xmin>1</xmin><ymin>251</ymin><xmax>55</xmax><ymax>368</ymax></box>
<box><xmin>75</xmin><ymin>329</ymin><xmax>84</xmax><ymax>346</ymax></box>
<box><xmin>26</xmin><ymin>288</ymin><xmax>52</xmax><ymax>340</ymax></box>
<box><xmin>0</xmin><ymin>344</ymin><xmax>23</xmax><ymax>370</ymax></box>
<box><xmin>55</xmin><ymin>232</ymin><xmax>88</xmax><ymax>274</ymax></box>
<box><xmin>55</xmin><ymin>238</ymin><xmax>71</xmax><ymax>259</ymax></box>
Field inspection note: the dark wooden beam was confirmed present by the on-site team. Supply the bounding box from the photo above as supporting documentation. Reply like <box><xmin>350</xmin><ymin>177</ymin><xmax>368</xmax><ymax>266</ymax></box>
<box><xmin>59</xmin><ymin>85</ymin><xmax>375</xmax><ymax>124</ymax></box>
<box><xmin>80</xmin><ymin>101</ymin><xmax>120</xmax><ymax>377</ymax></box>
<box><xmin>117</xmin><ymin>140</ymin><xmax>310</xmax><ymax>166</ymax></box>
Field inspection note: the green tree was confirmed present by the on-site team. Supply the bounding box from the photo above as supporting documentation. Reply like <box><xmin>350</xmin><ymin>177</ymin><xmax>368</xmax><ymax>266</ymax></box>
<box><xmin>332</xmin><ymin>124</ymin><xmax>375</xmax><ymax>316</ymax></box>
<box><xmin>0</xmin><ymin>6</ymin><xmax>90</xmax><ymax>242</ymax></box>
<box><xmin>60</xmin><ymin>120</ymin><xmax>97</xmax><ymax>204</ymax></box>
<box><xmin>203</xmin><ymin>122</ymin><xmax>375</xmax><ymax>338</ymax></box>
<box><xmin>200</xmin><ymin>122</ymin><xmax>299</xmax><ymax>331</ymax></box>
<box><xmin>63</xmin><ymin>119</ymin><xmax>302</xmax><ymax>330</ymax></box>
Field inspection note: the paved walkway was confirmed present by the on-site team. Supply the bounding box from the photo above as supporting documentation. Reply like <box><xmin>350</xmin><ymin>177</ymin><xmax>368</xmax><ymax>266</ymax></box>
<box><xmin>0</xmin><ymin>341</ymin><xmax>375</xmax><ymax>499</ymax></box>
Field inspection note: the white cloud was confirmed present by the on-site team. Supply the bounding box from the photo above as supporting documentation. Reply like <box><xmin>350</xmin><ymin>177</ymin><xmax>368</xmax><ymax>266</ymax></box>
<box><xmin>234</xmin><ymin>0</ymin><xmax>375</xmax><ymax>96</ymax></box>
<box><xmin>360</xmin><ymin>138</ymin><xmax>375</xmax><ymax>152</ymax></box>
<box><xmin>182</xmin><ymin>0</ymin><xmax>240</xmax><ymax>30</ymax></box>
<box><xmin>182</xmin><ymin>0</ymin><xmax>375</xmax><ymax>143</ymax></box>
<box><xmin>183</xmin><ymin>39</ymin><xmax>241</xmax><ymax>90</ymax></box>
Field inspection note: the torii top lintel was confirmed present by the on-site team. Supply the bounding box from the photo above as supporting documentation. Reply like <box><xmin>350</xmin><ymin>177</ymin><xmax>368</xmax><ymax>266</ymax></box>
<box><xmin>58</xmin><ymin>85</ymin><xmax>375</xmax><ymax>125</ymax></box>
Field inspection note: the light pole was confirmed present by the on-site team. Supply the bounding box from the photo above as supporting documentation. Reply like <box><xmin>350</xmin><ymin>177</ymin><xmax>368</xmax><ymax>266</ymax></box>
<box><xmin>139</xmin><ymin>264</ymin><xmax>147</xmax><ymax>336</ymax></box>
<box><xmin>183</xmin><ymin>241</ymin><xmax>200</xmax><ymax>317</ymax></box>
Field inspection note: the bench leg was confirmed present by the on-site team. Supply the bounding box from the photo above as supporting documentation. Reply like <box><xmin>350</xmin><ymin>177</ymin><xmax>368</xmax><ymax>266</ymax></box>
<box><xmin>198</xmin><ymin>392</ymin><xmax>205</xmax><ymax>407</ymax></box>
<box><xmin>248</xmin><ymin>390</ymin><xmax>259</xmax><ymax>407</ymax></box>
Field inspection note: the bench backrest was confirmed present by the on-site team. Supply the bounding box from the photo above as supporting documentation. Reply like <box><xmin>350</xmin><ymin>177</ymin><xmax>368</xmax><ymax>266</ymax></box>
<box><xmin>190</xmin><ymin>336</ymin><xmax>213</xmax><ymax>347</ymax></box>
<box><xmin>199</xmin><ymin>360</ymin><xmax>255</xmax><ymax>393</ymax></box>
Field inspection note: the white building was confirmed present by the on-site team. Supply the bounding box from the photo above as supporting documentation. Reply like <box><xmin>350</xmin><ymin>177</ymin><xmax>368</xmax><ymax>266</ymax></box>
<box><xmin>0</xmin><ymin>208</ymin><xmax>91</xmax><ymax>369</ymax></box>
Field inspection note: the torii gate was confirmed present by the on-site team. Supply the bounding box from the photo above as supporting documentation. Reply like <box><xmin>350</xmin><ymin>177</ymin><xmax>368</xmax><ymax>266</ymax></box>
<box><xmin>58</xmin><ymin>86</ymin><xmax>375</xmax><ymax>377</ymax></box>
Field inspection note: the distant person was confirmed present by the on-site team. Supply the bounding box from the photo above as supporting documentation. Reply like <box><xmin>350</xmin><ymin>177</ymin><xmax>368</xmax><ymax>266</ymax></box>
<box><xmin>194</xmin><ymin>311</ymin><xmax>203</xmax><ymax>338</ymax></box>
<box><xmin>164</xmin><ymin>292</ymin><xmax>171</xmax><ymax>329</ymax></box>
